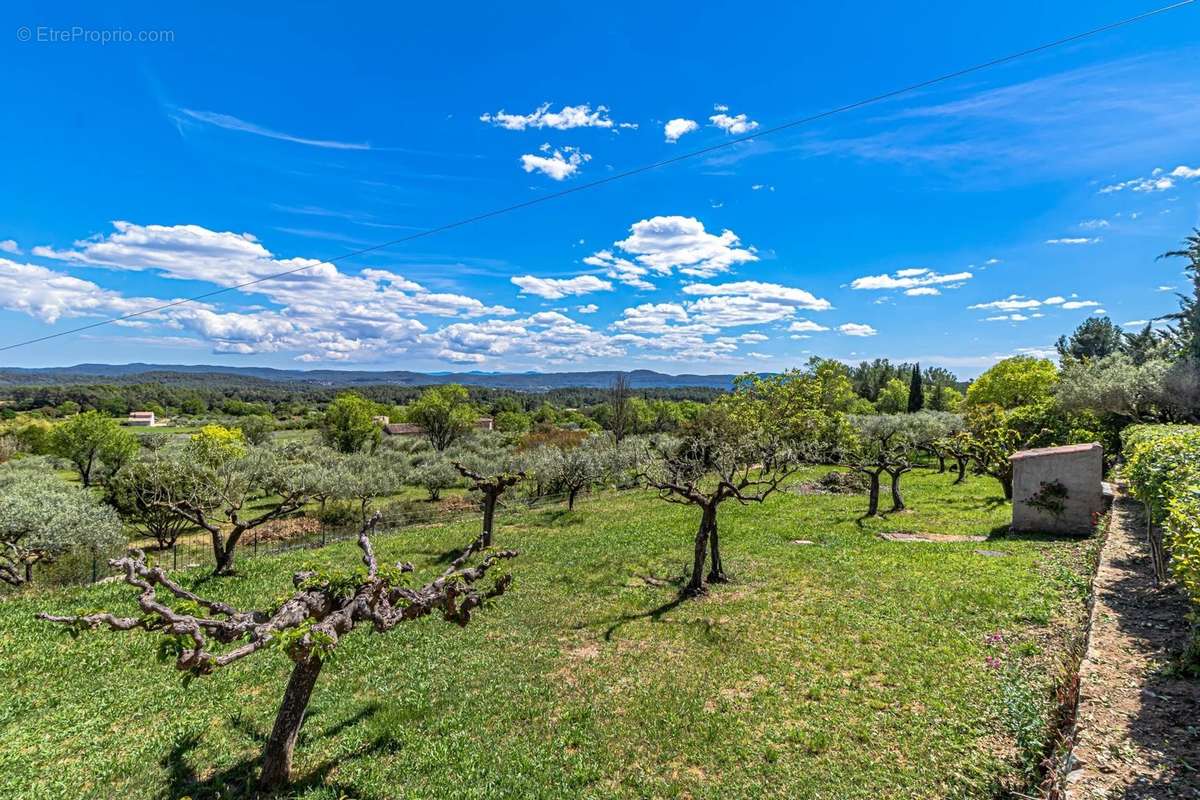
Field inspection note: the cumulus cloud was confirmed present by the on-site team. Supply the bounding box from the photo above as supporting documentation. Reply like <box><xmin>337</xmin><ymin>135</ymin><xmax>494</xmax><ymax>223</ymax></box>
<box><xmin>520</xmin><ymin>144</ymin><xmax>591</xmax><ymax>180</ymax></box>
<box><xmin>839</xmin><ymin>323</ymin><xmax>877</xmax><ymax>337</ymax></box>
<box><xmin>582</xmin><ymin>250</ymin><xmax>656</xmax><ymax>291</ymax></box>
<box><xmin>850</xmin><ymin>267</ymin><xmax>973</xmax><ymax>291</ymax></box>
<box><xmin>480</xmin><ymin>103</ymin><xmax>631</xmax><ymax>131</ymax></box>
<box><xmin>1100</xmin><ymin>164</ymin><xmax>1200</xmax><ymax>193</ymax></box>
<box><xmin>594</xmin><ymin>215</ymin><xmax>759</xmax><ymax>280</ymax></box>
<box><xmin>0</xmin><ymin>240</ymin><xmax>20</xmax><ymax>254</ymax></box>
<box><xmin>905</xmin><ymin>287</ymin><xmax>940</xmax><ymax>296</ymax></box>
<box><xmin>510</xmin><ymin>274</ymin><xmax>612</xmax><ymax>299</ymax></box>
<box><xmin>576</xmin><ymin>303</ymin><xmax>599</xmax><ymax>314</ymax></box>
<box><xmin>18</xmin><ymin>221</ymin><xmax>532</xmax><ymax>363</ymax></box>
<box><xmin>663</xmin><ymin>118</ymin><xmax>699</xmax><ymax>143</ymax></box>
<box><xmin>788</xmin><ymin>319</ymin><xmax>830</xmax><ymax>332</ymax></box>
<box><xmin>709</xmin><ymin>105</ymin><xmax>759</xmax><ymax>135</ymax></box>
<box><xmin>427</xmin><ymin>311</ymin><xmax>621</xmax><ymax>365</ymax></box>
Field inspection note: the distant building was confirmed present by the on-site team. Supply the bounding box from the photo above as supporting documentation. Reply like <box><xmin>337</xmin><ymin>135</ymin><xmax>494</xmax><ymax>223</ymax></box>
<box><xmin>371</xmin><ymin>415</ymin><xmax>390</xmax><ymax>426</ymax></box>
<box><xmin>127</xmin><ymin>411</ymin><xmax>156</xmax><ymax>427</ymax></box>
<box><xmin>382</xmin><ymin>418</ymin><xmax>494</xmax><ymax>436</ymax></box>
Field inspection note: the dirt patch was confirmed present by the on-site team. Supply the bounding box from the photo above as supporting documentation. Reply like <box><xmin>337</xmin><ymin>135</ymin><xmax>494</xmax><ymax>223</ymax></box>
<box><xmin>878</xmin><ymin>531</ymin><xmax>987</xmax><ymax>543</ymax></box>
<box><xmin>1062</xmin><ymin>495</ymin><xmax>1200</xmax><ymax>799</ymax></box>
<box><xmin>249</xmin><ymin>516</ymin><xmax>322</xmax><ymax>544</ymax></box>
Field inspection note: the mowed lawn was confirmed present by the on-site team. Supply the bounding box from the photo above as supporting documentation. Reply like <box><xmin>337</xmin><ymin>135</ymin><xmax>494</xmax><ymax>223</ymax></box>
<box><xmin>0</xmin><ymin>469</ymin><xmax>1100</xmax><ymax>799</ymax></box>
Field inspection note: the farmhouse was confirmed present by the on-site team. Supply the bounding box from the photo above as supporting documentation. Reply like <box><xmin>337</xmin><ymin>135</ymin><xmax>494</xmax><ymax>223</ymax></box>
<box><xmin>126</xmin><ymin>410</ymin><xmax>156</xmax><ymax>427</ymax></box>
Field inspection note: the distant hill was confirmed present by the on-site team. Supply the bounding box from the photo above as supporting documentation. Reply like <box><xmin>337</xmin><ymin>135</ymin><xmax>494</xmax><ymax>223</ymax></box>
<box><xmin>0</xmin><ymin>363</ymin><xmax>740</xmax><ymax>391</ymax></box>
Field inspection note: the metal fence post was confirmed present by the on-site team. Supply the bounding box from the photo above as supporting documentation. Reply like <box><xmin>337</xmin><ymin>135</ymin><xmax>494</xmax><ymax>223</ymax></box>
<box><xmin>173</xmin><ymin>543</ymin><xmax>178</xmax><ymax>571</ymax></box>
<box><xmin>91</xmin><ymin>553</ymin><xmax>97</xmax><ymax>584</ymax></box>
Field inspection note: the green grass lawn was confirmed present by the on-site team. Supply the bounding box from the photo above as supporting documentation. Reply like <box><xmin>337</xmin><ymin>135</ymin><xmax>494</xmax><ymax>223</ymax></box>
<box><xmin>0</xmin><ymin>469</ymin><xmax>1100</xmax><ymax>799</ymax></box>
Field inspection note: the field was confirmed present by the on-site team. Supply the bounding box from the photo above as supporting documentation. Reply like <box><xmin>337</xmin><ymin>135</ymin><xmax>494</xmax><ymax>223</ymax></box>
<box><xmin>0</xmin><ymin>469</ymin><xmax>1100</xmax><ymax>799</ymax></box>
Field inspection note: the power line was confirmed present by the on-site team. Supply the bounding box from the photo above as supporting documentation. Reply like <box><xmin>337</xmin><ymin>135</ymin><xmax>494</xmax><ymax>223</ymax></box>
<box><xmin>2</xmin><ymin>0</ymin><xmax>1194</xmax><ymax>354</ymax></box>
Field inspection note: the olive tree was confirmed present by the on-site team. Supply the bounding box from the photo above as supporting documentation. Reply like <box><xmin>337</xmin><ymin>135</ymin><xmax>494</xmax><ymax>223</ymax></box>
<box><xmin>48</xmin><ymin>410</ymin><xmax>138</xmax><ymax>487</ymax></box>
<box><xmin>641</xmin><ymin>372</ymin><xmax>826</xmax><ymax>597</ymax></box>
<box><xmin>135</xmin><ymin>427</ymin><xmax>316</xmax><ymax>575</ymax></box>
<box><xmin>38</xmin><ymin>517</ymin><xmax>517</xmax><ymax>790</ymax></box>
<box><xmin>107</xmin><ymin>456</ymin><xmax>195</xmax><ymax>549</ymax></box>
<box><xmin>526</xmin><ymin>435</ymin><xmax>612</xmax><ymax>510</ymax></box>
<box><xmin>336</xmin><ymin>452</ymin><xmax>406</xmax><ymax>524</ymax></box>
<box><xmin>845</xmin><ymin>414</ymin><xmax>919</xmax><ymax>515</ymax></box>
<box><xmin>0</xmin><ymin>463</ymin><xmax>124</xmax><ymax>586</ymax></box>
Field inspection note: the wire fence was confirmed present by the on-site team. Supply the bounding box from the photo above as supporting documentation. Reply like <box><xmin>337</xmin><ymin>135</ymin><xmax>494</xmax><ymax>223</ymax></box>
<box><xmin>25</xmin><ymin>487</ymin><xmax>594</xmax><ymax>590</ymax></box>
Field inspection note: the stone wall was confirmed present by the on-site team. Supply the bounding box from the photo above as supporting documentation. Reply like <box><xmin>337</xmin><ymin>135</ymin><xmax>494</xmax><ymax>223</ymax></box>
<box><xmin>1010</xmin><ymin>443</ymin><xmax>1104</xmax><ymax>535</ymax></box>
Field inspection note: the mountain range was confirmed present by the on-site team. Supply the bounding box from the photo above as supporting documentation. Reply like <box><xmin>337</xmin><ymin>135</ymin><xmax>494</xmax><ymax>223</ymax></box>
<box><xmin>0</xmin><ymin>363</ymin><xmax>740</xmax><ymax>391</ymax></box>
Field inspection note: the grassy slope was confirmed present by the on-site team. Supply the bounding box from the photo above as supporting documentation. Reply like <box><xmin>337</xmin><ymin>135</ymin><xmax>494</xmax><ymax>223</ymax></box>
<box><xmin>0</xmin><ymin>469</ymin><xmax>1099</xmax><ymax>799</ymax></box>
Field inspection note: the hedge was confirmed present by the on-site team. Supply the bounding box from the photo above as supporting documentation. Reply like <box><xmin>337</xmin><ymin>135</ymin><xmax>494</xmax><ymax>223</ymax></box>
<box><xmin>1122</xmin><ymin>425</ymin><xmax>1200</xmax><ymax>649</ymax></box>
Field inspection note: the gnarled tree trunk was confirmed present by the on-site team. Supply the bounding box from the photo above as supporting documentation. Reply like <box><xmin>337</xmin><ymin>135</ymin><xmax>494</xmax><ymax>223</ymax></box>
<box><xmin>706</xmin><ymin>509</ymin><xmax>726</xmax><ymax>583</ymax></box>
<box><xmin>866</xmin><ymin>471</ymin><xmax>882</xmax><ymax>516</ymax></box>
<box><xmin>686</xmin><ymin>504</ymin><xmax>716</xmax><ymax>596</ymax></box>
<box><xmin>481</xmin><ymin>491</ymin><xmax>498</xmax><ymax>547</ymax></box>
<box><xmin>259</xmin><ymin>655</ymin><xmax>324</xmax><ymax>790</ymax></box>
<box><xmin>887</xmin><ymin>469</ymin><xmax>907</xmax><ymax>512</ymax></box>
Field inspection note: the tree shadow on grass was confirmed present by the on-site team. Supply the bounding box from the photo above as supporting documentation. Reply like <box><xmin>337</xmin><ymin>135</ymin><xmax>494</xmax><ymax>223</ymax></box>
<box><xmin>161</xmin><ymin>705</ymin><xmax>393</xmax><ymax>800</ymax></box>
<box><xmin>576</xmin><ymin>570</ymin><xmax>728</xmax><ymax>642</ymax></box>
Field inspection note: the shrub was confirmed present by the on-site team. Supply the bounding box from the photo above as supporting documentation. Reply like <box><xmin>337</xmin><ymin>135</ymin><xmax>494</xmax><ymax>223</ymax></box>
<box><xmin>1123</xmin><ymin>424</ymin><xmax>1200</xmax><ymax>669</ymax></box>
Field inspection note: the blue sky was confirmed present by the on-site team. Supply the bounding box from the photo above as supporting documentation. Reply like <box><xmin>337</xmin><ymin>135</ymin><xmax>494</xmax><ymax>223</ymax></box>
<box><xmin>2</xmin><ymin>1</ymin><xmax>1198</xmax><ymax>377</ymax></box>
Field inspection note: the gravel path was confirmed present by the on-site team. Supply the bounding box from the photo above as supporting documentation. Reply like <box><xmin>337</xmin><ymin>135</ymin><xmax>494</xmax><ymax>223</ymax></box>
<box><xmin>1065</xmin><ymin>493</ymin><xmax>1200</xmax><ymax>799</ymax></box>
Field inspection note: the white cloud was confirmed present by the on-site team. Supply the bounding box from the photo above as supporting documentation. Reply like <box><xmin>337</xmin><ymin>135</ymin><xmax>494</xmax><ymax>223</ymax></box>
<box><xmin>680</xmin><ymin>280</ymin><xmax>831</xmax><ymax>310</ymax></box>
<box><xmin>1100</xmin><ymin>165</ymin><xmax>1200</xmax><ymax>194</ymax></box>
<box><xmin>663</xmin><ymin>118</ymin><xmax>699</xmax><ymax>143</ymax></box>
<box><xmin>428</xmin><ymin>311</ymin><xmax>621</xmax><ymax>364</ymax></box>
<box><xmin>789</xmin><ymin>319</ymin><xmax>830</xmax><ymax>333</ymax></box>
<box><xmin>20</xmin><ymin>221</ymin><xmax>535</xmax><ymax>363</ymax></box>
<box><xmin>839</xmin><ymin>323</ymin><xmax>877</xmax><ymax>337</ymax></box>
<box><xmin>1157</xmin><ymin>285</ymin><xmax>1176</xmax><ymax>291</ymax></box>
<box><xmin>582</xmin><ymin>250</ymin><xmax>656</xmax><ymax>291</ymax></box>
<box><xmin>1078</xmin><ymin>219</ymin><xmax>1109</xmax><ymax>230</ymax></box>
<box><xmin>589</xmin><ymin>215</ymin><xmax>758</xmax><ymax>280</ymax></box>
<box><xmin>0</xmin><ymin>240</ymin><xmax>19</xmax><ymax>254</ymax></box>
<box><xmin>174</xmin><ymin>109</ymin><xmax>370</xmax><ymax>150</ymax></box>
<box><xmin>1122</xmin><ymin>319</ymin><xmax>1149</xmax><ymax>327</ymax></box>
<box><xmin>480</xmin><ymin>103</ymin><xmax>628</xmax><ymax>131</ymax></box>
<box><xmin>1045</xmin><ymin>237</ymin><xmax>1100</xmax><ymax>245</ymax></box>
<box><xmin>576</xmin><ymin>303</ymin><xmax>599</xmax><ymax>314</ymax></box>
<box><xmin>850</xmin><ymin>268</ymin><xmax>973</xmax><ymax>291</ymax></box>
<box><xmin>905</xmin><ymin>287</ymin><xmax>940</xmax><ymax>296</ymax></box>
<box><xmin>510</xmin><ymin>274</ymin><xmax>612</xmax><ymax>300</ymax></box>
<box><xmin>970</xmin><ymin>293</ymin><xmax>1101</xmax><ymax>314</ymax></box>
<box><xmin>709</xmin><ymin>106</ymin><xmax>759</xmax><ymax>135</ymax></box>
<box><xmin>739</xmin><ymin>332</ymin><xmax>769</xmax><ymax>343</ymax></box>
<box><xmin>520</xmin><ymin>145</ymin><xmax>591</xmax><ymax>180</ymax></box>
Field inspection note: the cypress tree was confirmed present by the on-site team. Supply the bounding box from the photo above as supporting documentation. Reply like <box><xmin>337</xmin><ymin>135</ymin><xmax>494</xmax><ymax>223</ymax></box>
<box><xmin>907</xmin><ymin>363</ymin><xmax>924</xmax><ymax>413</ymax></box>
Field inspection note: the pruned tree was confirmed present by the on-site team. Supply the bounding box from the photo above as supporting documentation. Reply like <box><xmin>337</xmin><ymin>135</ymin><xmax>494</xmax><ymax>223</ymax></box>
<box><xmin>453</xmin><ymin>440</ymin><xmax>525</xmax><ymax>546</ymax></box>
<box><xmin>413</xmin><ymin>453</ymin><xmax>463</xmax><ymax>501</ymax></box>
<box><xmin>526</xmin><ymin>435</ymin><xmax>610</xmax><ymax>510</ymax></box>
<box><xmin>845</xmin><ymin>415</ymin><xmax>919</xmax><ymax>515</ymax></box>
<box><xmin>336</xmin><ymin>452</ymin><xmax>405</xmax><ymax>524</ymax></box>
<box><xmin>0</xmin><ymin>462</ymin><xmax>124</xmax><ymax>586</ymax></box>
<box><xmin>640</xmin><ymin>373</ymin><xmax>827</xmax><ymax>597</ymax></box>
<box><xmin>135</xmin><ymin>428</ymin><xmax>316</xmax><ymax>575</ymax></box>
<box><xmin>909</xmin><ymin>410</ymin><xmax>963</xmax><ymax>473</ymax></box>
<box><xmin>940</xmin><ymin>430</ymin><xmax>975</xmax><ymax>484</ymax></box>
<box><xmin>38</xmin><ymin>517</ymin><xmax>517</xmax><ymax>790</ymax></box>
